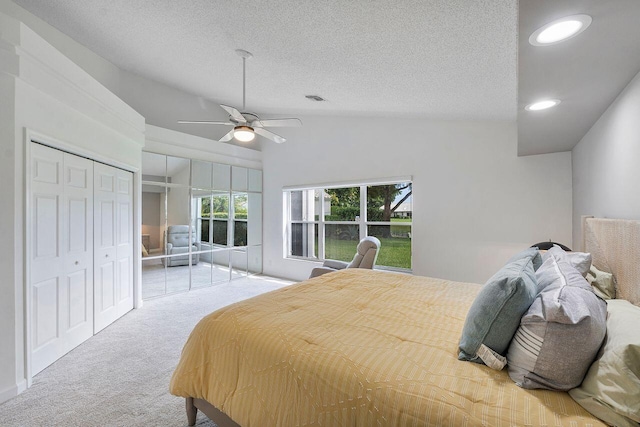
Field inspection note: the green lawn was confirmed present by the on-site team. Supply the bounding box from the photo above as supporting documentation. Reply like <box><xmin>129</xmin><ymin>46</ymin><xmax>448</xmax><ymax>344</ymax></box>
<box><xmin>325</xmin><ymin>236</ymin><xmax>411</xmax><ymax>269</ymax></box>
<box><xmin>389</xmin><ymin>218</ymin><xmax>411</xmax><ymax>236</ymax></box>
<box><xmin>390</xmin><ymin>218</ymin><xmax>412</xmax><ymax>222</ymax></box>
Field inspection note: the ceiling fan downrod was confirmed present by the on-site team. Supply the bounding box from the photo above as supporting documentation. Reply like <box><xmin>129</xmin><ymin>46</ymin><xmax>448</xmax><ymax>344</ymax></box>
<box><xmin>235</xmin><ymin>49</ymin><xmax>253</xmax><ymax>112</ymax></box>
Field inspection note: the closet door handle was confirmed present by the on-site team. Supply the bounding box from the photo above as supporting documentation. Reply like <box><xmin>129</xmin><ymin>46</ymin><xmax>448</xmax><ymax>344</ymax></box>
<box><xmin>75</xmin><ymin>261</ymin><xmax>79</xmax><ymax>265</ymax></box>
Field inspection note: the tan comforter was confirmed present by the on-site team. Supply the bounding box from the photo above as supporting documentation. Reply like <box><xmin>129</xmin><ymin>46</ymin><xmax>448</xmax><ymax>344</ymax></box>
<box><xmin>170</xmin><ymin>269</ymin><xmax>604</xmax><ymax>426</ymax></box>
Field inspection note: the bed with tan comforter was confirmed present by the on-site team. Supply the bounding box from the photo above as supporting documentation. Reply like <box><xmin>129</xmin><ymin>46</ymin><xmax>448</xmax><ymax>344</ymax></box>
<box><xmin>170</xmin><ymin>269</ymin><xmax>603</xmax><ymax>426</ymax></box>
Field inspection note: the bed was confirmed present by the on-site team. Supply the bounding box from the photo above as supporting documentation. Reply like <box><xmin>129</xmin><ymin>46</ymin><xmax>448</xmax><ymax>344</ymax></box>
<box><xmin>170</xmin><ymin>217</ymin><xmax>640</xmax><ymax>426</ymax></box>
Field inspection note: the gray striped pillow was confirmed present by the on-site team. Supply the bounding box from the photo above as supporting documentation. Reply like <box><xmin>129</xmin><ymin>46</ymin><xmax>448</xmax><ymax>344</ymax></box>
<box><xmin>506</xmin><ymin>253</ymin><xmax>607</xmax><ymax>390</ymax></box>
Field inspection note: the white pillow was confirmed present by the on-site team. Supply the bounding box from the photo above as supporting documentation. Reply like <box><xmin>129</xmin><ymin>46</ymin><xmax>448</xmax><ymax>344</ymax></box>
<box><xmin>569</xmin><ymin>300</ymin><xmax>640</xmax><ymax>426</ymax></box>
<box><xmin>543</xmin><ymin>244</ymin><xmax>591</xmax><ymax>277</ymax></box>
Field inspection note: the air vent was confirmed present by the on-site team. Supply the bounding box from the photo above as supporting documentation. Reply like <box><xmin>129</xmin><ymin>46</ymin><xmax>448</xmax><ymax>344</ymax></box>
<box><xmin>305</xmin><ymin>95</ymin><xmax>326</xmax><ymax>102</ymax></box>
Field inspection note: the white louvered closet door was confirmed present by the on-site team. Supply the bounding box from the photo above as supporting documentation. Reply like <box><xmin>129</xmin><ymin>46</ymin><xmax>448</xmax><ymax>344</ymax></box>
<box><xmin>30</xmin><ymin>144</ymin><xmax>95</xmax><ymax>375</ymax></box>
<box><xmin>93</xmin><ymin>162</ymin><xmax>134</xmax><ymax>333</ymax></box>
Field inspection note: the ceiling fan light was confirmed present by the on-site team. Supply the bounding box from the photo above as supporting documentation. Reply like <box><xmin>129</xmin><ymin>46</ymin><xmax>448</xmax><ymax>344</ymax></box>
<box><xmin>233</xmin><ymin>126</ymin><xmax>255</xmax><ymax>142</ymax></box>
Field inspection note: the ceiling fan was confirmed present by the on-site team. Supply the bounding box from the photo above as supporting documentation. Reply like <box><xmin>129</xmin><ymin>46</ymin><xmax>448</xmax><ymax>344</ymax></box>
<box><xmin>178</xmin><ymin>49</ymin><xmax>302</xmax><ymax>144</ymax></box>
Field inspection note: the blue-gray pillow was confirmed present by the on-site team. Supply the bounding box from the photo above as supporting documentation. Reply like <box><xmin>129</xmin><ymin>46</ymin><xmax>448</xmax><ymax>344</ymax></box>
<box><xmin>458</xmin><ymin>248</ymin><xmax>543</xmax><ymax>369</ymax></box>
<box><xmin>507</xmin><ymin>247</ymin><xmax>543</xmax><ymax>270</ymax></box>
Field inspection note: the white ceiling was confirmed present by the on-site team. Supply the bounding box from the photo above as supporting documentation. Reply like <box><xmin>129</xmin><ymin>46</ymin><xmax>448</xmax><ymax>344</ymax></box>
<box><xmin>518</xmin><ymin>0</ymin><xmax>640</xmax><ymax>155</ymax></box>
<box><xmin>12</xmin><ymin>0</ymin><xmax>640</xmax><ymax>155</ymax></box>
<box><xmin>13</xmin><ymin>0</ymin><xmax>517</xmax><ymax>121</ymax></box>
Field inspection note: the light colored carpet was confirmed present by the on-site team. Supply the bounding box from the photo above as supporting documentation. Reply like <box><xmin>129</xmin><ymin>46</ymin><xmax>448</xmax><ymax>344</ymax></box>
<box><xmin>0</xmin><ymin>275</ymin><xmax>294</xmax><ymax>427</ymax></box>
<box><xmin>142</xmin><ymin>258</ymin><xmax>245</xmax><ymax>299</ymax></box>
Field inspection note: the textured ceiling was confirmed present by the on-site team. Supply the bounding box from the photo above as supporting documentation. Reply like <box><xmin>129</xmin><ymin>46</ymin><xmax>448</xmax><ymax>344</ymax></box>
<box><xmin>13</xmin><ymin>0</ymin><xmax>517</xmax><ymax>121</ymax></box>
<box><xmin>12</xmin><ymin>0</ymin><xmax>640</xmax><ymax>155</ymax></box>
<box><xmin>518</xmin><ymin>0</ymin><xmax>640</xmax><ymax>156</ymax></box>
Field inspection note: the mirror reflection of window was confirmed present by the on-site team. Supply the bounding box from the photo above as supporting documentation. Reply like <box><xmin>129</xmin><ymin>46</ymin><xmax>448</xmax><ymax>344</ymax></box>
<box><xmin>233</xmin><ymin>193</ymin><xmax>248</xmax><ymax>246</ymax></box>
<box><xmin>213</xmin><ymin>192</ymin><xmax>230</xmax><ymax>246</ymax></box>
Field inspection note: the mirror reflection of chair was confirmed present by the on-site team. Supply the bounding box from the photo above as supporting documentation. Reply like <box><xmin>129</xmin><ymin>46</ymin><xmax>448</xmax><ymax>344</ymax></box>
<box><xmin>309</xmin><ymin>236</ymin><xmax>381</xmax><ymax>278</ymax></box>
<box><xmin>162</xmin><ymin>225</ymin><xmax>200</xmax><ymax>267</ymax></box>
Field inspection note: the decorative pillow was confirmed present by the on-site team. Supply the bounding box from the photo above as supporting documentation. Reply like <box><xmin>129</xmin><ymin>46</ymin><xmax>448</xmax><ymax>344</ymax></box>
<box><xmin>506</xmin><ymin>255</ymin><xmax>607</xmax><ymax>390</ymax></box>
<box><xmin>543</xmin><ymin>244</ymin><xmax>592</xmax><ymax>277</ymax></box>
<box><xmin>586</xmin><ymin>265</ymin><xmax>616</xmax><ymax>300</ymax></box>
<box><xmin>507</xmin><ymin>247</ymin><xmax>543</xmax><ymax>270</ymax></box>
<box><xmin>458</xmin><ymin>248</ymin><xmax>543</xmax><ymax>370</ymax></box>
<box><xmin>569</xmin><ymin>299</ymin><xmax>640</xmax><ymax>427</ymax></box>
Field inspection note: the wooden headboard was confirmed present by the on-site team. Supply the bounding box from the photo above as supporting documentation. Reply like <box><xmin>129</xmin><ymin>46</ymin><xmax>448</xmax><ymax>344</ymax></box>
<box><xmin>582</xmin><ymin>216</ymin><xmax>640</xmax><ymax>306</ymax></box>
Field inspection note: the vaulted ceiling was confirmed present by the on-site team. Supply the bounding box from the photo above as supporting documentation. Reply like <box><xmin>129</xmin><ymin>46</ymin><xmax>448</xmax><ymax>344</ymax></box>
<box><xmin>11</xmin><ymin>0</ymin><xmax>640</xmax><ymax>155</ymax></box>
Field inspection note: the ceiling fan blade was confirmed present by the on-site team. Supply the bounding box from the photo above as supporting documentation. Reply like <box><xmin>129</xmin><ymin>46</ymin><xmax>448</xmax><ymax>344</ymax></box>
<box><xmin>178</xmin><ymin>120</ymin><xmax>233</xmax><ymax>125</ymax></box>
<box><xmin>219</xmin><ymin>130</ymin><xmax>235</xmax><ymax>142</ymax></box>
<box><xmin>254</xmin><ymin>127</ymin><xmax>286</xmax><ymax>144</ymax></box>
<box><xmin>254</xmin><ymin>118</ymin><xmax>302</xmax><ymax>128</ymax></box>
<box><xmin>220</xmin><ymin>105</ymin><xmax>246</xmax><ymax>123</ymax></box>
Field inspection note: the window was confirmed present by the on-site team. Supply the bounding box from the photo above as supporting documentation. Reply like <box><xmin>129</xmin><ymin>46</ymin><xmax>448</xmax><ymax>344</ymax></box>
<box><xmin>289</xmin><ymin>189</ymin><xmax>320</xmax><ymax>259</ymax></box>
<box><xmin>284</xmin><ymin>179</ymin><xmax>412</xmax><ymax>270</ymax></box>
<box><xmin>195</xmin><ymin>192</ymin><xmax>230</xmax><ymax>246</ymax></box>
<box><xmin>233</xmin><ymin>193</ymin><xmax>248</xmax><ymax>246</ymax></box>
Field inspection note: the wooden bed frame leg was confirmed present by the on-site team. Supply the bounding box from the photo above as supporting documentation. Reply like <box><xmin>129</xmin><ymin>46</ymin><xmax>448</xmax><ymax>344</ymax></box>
<box><xmin>186</xmin><ymin>397</ymin><xmax>197</xmax><ymax>426</ymax></box>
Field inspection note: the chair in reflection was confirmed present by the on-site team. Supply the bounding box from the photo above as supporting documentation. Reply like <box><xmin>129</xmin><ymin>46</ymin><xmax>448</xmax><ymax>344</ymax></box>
<box><xmin>309</xmin><ymin>236</ymin><xmax>381</xmax><ymax>278</ymax></box>
<box><xmin>162</xmin><ymin>225</ymin><xmax>201</xmax><ymax>267</ymax></box>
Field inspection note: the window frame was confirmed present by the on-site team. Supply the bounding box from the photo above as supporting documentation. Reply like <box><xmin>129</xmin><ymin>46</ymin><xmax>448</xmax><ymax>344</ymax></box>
<box><xmin>284</xmin><ymin>177</ymin><xmax>412</xmax><ymax>272</ymax></box>
<box><xmin>196</xmin><ymin>196</ymin><xmax>212</xmax><ymax>246</ymax></box>
<box><xmin>195</xmin><ymin>193</ymin><xmax>233</xmax><ymax>248</ymax></box>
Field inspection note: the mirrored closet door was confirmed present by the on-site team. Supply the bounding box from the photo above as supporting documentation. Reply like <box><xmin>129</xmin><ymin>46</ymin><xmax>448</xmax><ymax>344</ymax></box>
<box><xmin>141</xmin><ymin>152</ymin><xmax>262</xmax><ymax>299</ymax></box>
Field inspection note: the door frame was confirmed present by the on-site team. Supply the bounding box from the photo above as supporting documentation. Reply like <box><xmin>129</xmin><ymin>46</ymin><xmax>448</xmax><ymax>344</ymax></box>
<box><xmin>23</xmin><ymin>129</ymin><xmax>142</xmax><ymax>387</ymax></box>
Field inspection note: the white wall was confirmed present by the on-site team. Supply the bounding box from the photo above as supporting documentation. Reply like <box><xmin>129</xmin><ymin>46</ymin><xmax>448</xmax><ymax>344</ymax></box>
<box><xmin>0</xmin><ymin>12</ymin><xmax>145</xmax><ymax>404</ymax></box>
<box><xmin>0</xmin><ymin>0</ymin><xmax>237</xmax><ymax>145</ymax></box>
<box><xmin>262</xmin><ymin>116</ymin><xmax>573</xmax><ymax>283</ymax></box>
<box><xmin>0</xmin><ymin>33</ymin><xmax>19</xmax><ymax>406</ymax></box>
<box><xmin>572</xmin><ymin>70</ymin><xmax>640</xmax><ymax>249</ymax></box>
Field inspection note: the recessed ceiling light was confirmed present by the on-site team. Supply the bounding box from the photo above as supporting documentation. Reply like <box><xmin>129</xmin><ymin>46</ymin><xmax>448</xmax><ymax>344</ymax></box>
<box><xmin>525</xmin><ymin>99</ymin><xmax>561</xmax><ymax>111</ymax></box>
<box><xmin>529</xmin><ymin>14</ymin><xmax>592</xmax><ymax>46</ymax></box>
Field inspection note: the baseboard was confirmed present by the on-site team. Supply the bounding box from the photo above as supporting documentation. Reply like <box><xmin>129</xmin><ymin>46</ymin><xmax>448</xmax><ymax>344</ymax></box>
<box><xmin>0</xmin><ymin>379</ymin><xmax>26</xmax><ymax>404</ymax></box>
